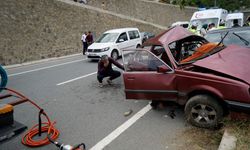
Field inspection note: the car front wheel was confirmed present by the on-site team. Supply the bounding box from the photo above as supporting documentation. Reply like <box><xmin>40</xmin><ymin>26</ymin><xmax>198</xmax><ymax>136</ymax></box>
<box><xmin>185</xmin><ymin>94</ymin><xmax>223</xmax><ymax>128</ymax></box>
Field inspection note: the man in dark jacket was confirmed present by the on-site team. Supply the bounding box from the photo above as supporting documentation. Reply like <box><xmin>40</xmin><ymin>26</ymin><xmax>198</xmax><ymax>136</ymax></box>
<box><xmin>97</xmin><ymin>55</ymin><xmax>124</xmax><ymax>87</ymax></box>
<box><xmin>86</xmin><ymin>31</ymin><xmax>94</xmax><ymax>46</ymax></box>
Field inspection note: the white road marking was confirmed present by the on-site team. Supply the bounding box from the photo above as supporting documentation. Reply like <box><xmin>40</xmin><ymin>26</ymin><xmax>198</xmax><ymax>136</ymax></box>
<box><xmin>89</xmin><ymin>104</ymin><xmax>152</xmax><ymax>150</ymax></box>
<box><xmin>56</xmin><ymin>66</ymin><xmax>122</xmax><ymax>86</ymax></box>
<box><xmin>56</xmin><ymin>71</ymin><xmax>97</xmax><ymax>86</ymax></box>
<box><xmin>5</xmin><ymin>53</ymin><xmax>82</xmax><ymax>69</ymax></box>
<box><xmin>8</xmin><ymin>59</ymin><xmax>86</xmax><ymax>77</ymax></box>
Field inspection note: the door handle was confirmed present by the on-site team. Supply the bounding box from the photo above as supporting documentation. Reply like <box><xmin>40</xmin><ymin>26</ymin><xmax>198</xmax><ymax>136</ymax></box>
<box><xmin>127</xmin><ymin>77</ymin><xmax>135</xmax><ymax>80</ymax></box>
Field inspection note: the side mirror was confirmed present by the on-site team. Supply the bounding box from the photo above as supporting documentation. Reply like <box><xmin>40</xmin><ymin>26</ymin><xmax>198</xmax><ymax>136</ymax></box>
<box><xmin>157</xmin><ymin>65</ymin><xmax>171</xmax><ymax>73</ymax></box>
<box><xmin>118</xmin><ymin>39</ymin><xmax>125</xmax><ymax>43</ymax></box>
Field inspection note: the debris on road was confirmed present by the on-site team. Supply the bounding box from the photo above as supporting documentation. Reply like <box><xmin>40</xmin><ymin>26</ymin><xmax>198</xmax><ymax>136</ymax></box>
<box><xmin>167</xmin><ymin>110</ymin><xmax>176</xmax><ymax>119</ymax></box>
<box><xmin>124</xmin><ymin>109</ymin><xmax>133</xmax><ymax>117</ymax></box>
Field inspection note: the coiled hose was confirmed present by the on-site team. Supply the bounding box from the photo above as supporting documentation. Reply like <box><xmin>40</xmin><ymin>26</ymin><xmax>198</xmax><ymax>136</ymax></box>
<box><xmin>0</xmin><ymin>65</ymin><xmax>8</xmax><ymax>92</ymax></box>
<box><xmin>1</xmin><ymin>88</ymin><xmax>60</xmax><ymax>147</ymax></box>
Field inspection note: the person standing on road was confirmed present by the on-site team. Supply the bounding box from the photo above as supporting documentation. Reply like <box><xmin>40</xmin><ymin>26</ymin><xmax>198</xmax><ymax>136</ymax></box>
<box><xmin>97</xmin><ymin>55</ymin><xmax>124</xmax><ymax>87</ymax></box>
<box><xmin>86</xmin><ymin>31</ymin><xmax>94</xmax><ymax>47</ymax></box>
<box><xmin>200</xmin><ymin>24</ymin><xmax>208</xmax><ymax>37</ymax></box>
<box><xmin>81</xmin><ymin>32</ymin><xmax>87</xmax><ymax>55</ymax></box>
<box><xmin>207</xmin><ymin>23</ymin><xmax>216</xmax><ymax>31</ymax></box>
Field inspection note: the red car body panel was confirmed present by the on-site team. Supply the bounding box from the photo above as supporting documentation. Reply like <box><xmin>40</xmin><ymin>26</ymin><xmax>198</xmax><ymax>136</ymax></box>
<box><xmin>194</xmin><ymin>45</ymin><xmax>250</xmax><ymax>85</ymax></box>
<box><xmin>123</xmin><ymin>26</ymin><xmax>250</xmax><ymax>113</ymax></box>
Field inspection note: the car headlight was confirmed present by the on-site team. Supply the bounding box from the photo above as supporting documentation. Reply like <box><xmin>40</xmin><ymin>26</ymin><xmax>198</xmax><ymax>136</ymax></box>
<box><xmin>101</xmin><ymin>47</ymin><xmax>110</xmax><ymax>52</ymax></box>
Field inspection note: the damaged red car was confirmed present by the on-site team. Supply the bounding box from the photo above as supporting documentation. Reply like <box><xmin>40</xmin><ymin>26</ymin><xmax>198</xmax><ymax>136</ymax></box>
<box><xmin>122</xmin><ymin>26</ymin><xmax>250</xmax><ymax>128</ymax></box>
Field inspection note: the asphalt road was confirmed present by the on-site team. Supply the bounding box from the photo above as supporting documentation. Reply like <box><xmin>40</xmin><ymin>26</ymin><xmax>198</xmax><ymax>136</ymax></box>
<box><xmin>1</xmin><ymin>54</ymin><xmax>187</xmax><ymax>150</ymax></box>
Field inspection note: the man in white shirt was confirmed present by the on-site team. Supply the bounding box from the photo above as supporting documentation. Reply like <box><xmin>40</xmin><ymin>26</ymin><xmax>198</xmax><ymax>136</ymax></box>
<box><xmin>81</xmin><ymin>32</ymin><xmax>87</xmax><ymax>55</ymax></box>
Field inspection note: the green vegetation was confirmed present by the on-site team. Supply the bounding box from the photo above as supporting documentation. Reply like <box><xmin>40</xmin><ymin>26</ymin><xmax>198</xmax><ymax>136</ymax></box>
<box><xmin>178</xmin><ymin>127</ymin><xmax>223</xmax><ymax>150</ymax></box>
<box><xmin>160</xmin><ymin>0</ymin><xmax>250</xmax><ymax>11</ymax></box>
<box><xmin>178</xmin><ymin>117</ymin><xmax>250</xmax><ymax>150</ymax></box>
<box><xmin>223</xmin><ymin>119</ymin><xmax>250</xmax><ymax>150</ymax></box>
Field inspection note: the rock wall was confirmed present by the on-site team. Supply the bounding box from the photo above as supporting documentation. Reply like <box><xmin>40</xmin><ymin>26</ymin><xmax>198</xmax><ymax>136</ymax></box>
<box><xmin>87</xmin><ymin>0</ymin><xmax>197</xmax><ymax>27</ymax></box>
<box><xmin>0</xmin><ymin>0</ymin><xmax>195</xmax><ymax>65</ymax></box>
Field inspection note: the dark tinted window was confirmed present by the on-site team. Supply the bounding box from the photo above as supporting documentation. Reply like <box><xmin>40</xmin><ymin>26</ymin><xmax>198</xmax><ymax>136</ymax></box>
<box><xmin>128</xmin><ymin>30</ymin><xmax>140</xmax><ymax>40</ymax></box>
<box><xmin>117</xmin><ymin>32</ymin><xmax>128</xmax><ymax>42</ymax></box>
<box><xmin>181</xmin><ymin>24</ymin><xmax>189</xmax><ymax>28</ymax></box>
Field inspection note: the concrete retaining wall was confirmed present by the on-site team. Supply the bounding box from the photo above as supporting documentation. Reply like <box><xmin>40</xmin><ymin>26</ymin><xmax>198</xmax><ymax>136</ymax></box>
<box><xmin>0</xmin><ymin>0</ymin><xmax>196</xmax><ymax>65</ymax></box>
<box><xmin>87</xmin><ymin>0</ymin><xmax>197</xmax><ymax>27</ymax></box>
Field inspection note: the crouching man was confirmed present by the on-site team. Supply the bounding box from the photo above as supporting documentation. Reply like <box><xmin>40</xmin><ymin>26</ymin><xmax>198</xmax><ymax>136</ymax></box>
<box><xmin>97</xmin><ymin>55</ymin><xmax>124</xmax><ymax>87</ymax></box>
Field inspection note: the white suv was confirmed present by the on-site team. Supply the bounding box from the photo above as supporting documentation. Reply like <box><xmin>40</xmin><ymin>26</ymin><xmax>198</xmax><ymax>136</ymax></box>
<box><xmin>86</xmin><ymin>28</ymin><xmax>142</xmax><ymax>60</ymax></box>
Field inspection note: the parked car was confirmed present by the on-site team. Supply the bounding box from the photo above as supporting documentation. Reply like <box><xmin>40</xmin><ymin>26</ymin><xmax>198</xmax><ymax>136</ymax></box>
<box><xmin>205</xmin><ymin>27</ymin><xmax>250</xmax><ymax>48</ymax></box>
<box><xmin>86</xmin><ymin>28</ymin><xmax>142</xmax><ymax>60</ymax></box>
<box><xmin>140</xmin><ymin>32</ymin><xmax>155</xmax><ymax>44</ymax></box>
<box><xmin>122</xmin><ymin>26</ymin><xmax>250</xmax><ymax>128</ymax></box>
<box><xmin>171</xmin><ymin>21</ymin><xmax>189</xmax><ymax>29</ymax></box>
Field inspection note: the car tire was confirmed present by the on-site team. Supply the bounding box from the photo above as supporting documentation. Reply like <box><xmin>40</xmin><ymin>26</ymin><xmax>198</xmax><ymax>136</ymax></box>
<box><xmin>185</xmin><ymin>94</ymin><xmax>223</xmax><ymax>128</ymax></box>
<box><xmin>150</xmin><ymin>100</ymin><xmax>159</xmax><ymax>109</ymax></box>
<box><xmin>111</xmin><ymin>50</ymin><xmax>119</xmax><ymax>60</ymax></box>
<box><xmin>136</xmin><ymin>44</ymin><xmax>141</xmax><ymax>48</ymax></box>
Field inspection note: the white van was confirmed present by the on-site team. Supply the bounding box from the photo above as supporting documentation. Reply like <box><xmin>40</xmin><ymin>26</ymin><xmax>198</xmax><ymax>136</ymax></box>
<box><xmin>86</xmin><ymin>28</ymin><xmax>142</xmax><ymax>60</ymax></box>
<box><xmin>190</xmin><ymin>9</ymin><xmax>228</xmax><ymax>29</ymax></box>
<box><xmin>226</xmin><ymin>13</ymin><xmax>244</xmax><ymax>28</ymax></box>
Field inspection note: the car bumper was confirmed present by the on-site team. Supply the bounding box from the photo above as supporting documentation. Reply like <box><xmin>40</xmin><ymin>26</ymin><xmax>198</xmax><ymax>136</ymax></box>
<box><xmin>225</xmin><ymin>100</ymin><xmax>250</xmax><ymax>113</ymax></box>
<box><xmin>86</xmin><ymin>52</ymin><xmax>108</xmax><ymax>59</ymax></box>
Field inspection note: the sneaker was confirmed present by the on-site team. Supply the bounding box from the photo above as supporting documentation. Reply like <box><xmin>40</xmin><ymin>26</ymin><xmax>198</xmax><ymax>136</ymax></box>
<box><xmin>98</xmin><ymin>83</ymin><xmax>103</xmax><ymax>88</ymax></box>
<box><xmin>107</xmin><ymin>79</ymin><xmax>112</xmax><ymax>85</ymax></box>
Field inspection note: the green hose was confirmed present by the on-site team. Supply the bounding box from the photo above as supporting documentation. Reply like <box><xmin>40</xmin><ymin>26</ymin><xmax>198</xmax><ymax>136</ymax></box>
<box><xmin>0</xmin><ymin>65</ymin><xmax>8</xmax><ymax>92</ymax></box>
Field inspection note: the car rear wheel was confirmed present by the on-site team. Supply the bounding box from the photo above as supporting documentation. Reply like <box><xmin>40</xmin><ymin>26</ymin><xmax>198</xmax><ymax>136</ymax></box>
<box><xmin>111</xmin><ymin>50</ymin><xmax>119</xmax><ymax>60</ymax></box>
<box><xmin>185</xmin><ymin>94</ymin><xmax>223</xmax><ymax>128</ymax></box>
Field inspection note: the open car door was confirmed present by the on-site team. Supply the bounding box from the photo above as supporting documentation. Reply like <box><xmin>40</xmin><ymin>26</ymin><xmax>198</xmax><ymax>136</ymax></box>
<box><xmin>122</xmin><ymin>49</ymin><xmax>178</xmax><ymax>101</ymax></box>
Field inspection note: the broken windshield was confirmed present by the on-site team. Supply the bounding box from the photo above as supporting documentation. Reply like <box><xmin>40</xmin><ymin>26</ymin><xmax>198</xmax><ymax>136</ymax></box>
<box><xmin>167</xmin><ymin>36</ymin><xmax>223</xmax><ymax>65</ymax></box>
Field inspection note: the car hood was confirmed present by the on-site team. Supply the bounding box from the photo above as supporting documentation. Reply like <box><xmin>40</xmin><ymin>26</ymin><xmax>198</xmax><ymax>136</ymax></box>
<box><xmin>194</xmin><ymin>45</ymin><xmax>250</xmax><ymax>84</ymax></box>
<box><xmin>88</xmin><ymin>42</ymin><xmax>114</xmax><ymax>49</ymax></box>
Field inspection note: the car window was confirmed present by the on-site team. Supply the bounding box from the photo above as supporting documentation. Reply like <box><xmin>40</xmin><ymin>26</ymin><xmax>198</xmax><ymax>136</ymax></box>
<box><xmin>151</xmin><ymin>46</ymin><xmax>171</xmax><ymax>66</ymax></box>
<box><xmin>224</xmin><ymin>31</ymin><xmax>250</xmax><ymax>47</ymax></box>
<box><xmin>169</xmin><ymin>39</ymin><xmax>206</xmax><ymax>64</ymax></box>
<box><xmin>181</xmin><ymin>24</ymin><xmax>189</xmax><ymax>28</ymax></box>
<box><xmin>128</xmin><ymin>30</ymin><xmax>140</xmax><ymax>40</ymax></box>
<box><xmin>205</xmin><ymin>33</ymin><xmax>222</xmax><ymax>43</ymax></box>
<box><xmin>117</xmin><ymin>32</ymin><xmax>128</xmax><ymax>42</ymax></box>
<box><xmin>205</xmin><ymin>30</ymin><xmax>250</xmax><ymax>47</ymax></box>
<box><xmin>123</xmin><ymin>50</ymin><xmax>170</xmax><ymax>72</ymax></box>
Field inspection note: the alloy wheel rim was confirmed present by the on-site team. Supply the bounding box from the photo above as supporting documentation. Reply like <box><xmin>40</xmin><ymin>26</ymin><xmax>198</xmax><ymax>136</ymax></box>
<box><xmin>191</xmin><ymin>104</ymin><xmax>217</xmax><ymax>124</ymax></box>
